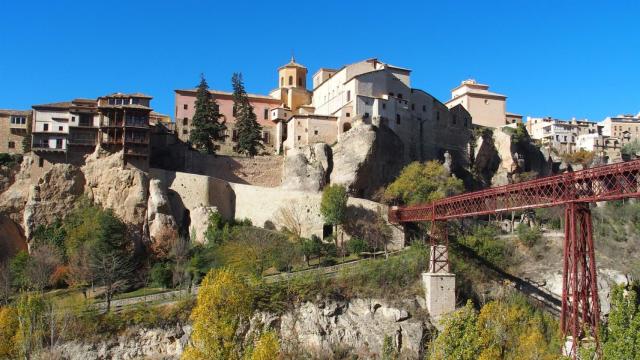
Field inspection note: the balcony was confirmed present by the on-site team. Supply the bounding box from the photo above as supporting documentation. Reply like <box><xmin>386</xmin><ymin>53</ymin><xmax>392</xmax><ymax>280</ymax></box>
<box><xmin>32</xmin><ymin>143</ymin><xmax>66</xmax><ymax>152</ymax></box>
<box><xmin>124</xmin><ymin>120</ymin><xmax>149</xmax><ymax>129</ymax></box>
<box><xmin>67</xmin><ymin>138</ymin><xmax>97</xmax><ymax>146</ymax></box>
<box><xmin>124</xmin><ymin>136</ymin><xmax>149</xmax><ymax>145</ymax></box>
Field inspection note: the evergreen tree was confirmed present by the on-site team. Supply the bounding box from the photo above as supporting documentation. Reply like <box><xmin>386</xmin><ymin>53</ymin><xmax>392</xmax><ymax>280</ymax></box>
<box><xmin>231</xmin><ymin>73</ymin><xmax>263</xmax><ymax>157</ymax></box>
<box><xmin>190</xmin><ymin>75</ymin><xmax>226</xmax><ymax>154</ymax></box>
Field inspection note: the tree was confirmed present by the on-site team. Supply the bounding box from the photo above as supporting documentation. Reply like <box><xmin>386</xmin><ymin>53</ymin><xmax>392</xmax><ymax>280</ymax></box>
<box><xmin>427</xmin><ymin>300</ymin><xmax>481</xmax><ymax>360</ymax></box>
<box><xmin>0</xmin><ymin>262</ymin><xmax>12</xmax><ymax>305</ymax></box>
<box><xmin>189</xmin><ymin>75</ymin><xmax>227</xmax><ymax>154</ymax></box>
<box><xmin>15</xmin><ymin>293</ymin><xmax>46</xmax><ymax>359</ymax></box>
<box><xmin>301</xmin><ymin>236</ymin><xmax>323</xmax><ymax>266</ymax></box>
<box><xmin>385</xmin><ymin>161</ymin><xmax>464</xmax><ymax>206</ymax></box>
<box><xmin>321</xmin><ymin>184</ymin><xmax>348</xmax><ymax>247</ymax></box>
<box><xmin>26</xmin><ymin>243</ymin><xmax>63</xmax><ymax>292</ymax></box>
<box><xmin>219</xmin><ymin>227</ymin><xmax>291</xmax><ymax>276</ymax></box>
<box><xmin>601</xmin><ymin>284</ymin><xmax>640</xmax><ymax>359</ymax></box>
<box><xmin>9</xmin><ymin>251</ymin><xmax>30</xmax><ymax>290</ymax></box>
<box><xmin>0</xmin><ymin>306</ymin><xmax>18</xmax><ymax>358</ymax></box>
<box><xmin>90</xmin><ymin>252</ymin><xmax>133</xmax><ymax>313</ymax></box>
<box><xmin>562</xmin><ymin>149</ymin><xmax>595</xmax><ymax>168</ymax></box>
<box><xmin>183</xmin><ymin>268</ymin><xmax>252</xmax><ymax>360</ymax></box>
<box><xmin>359</xmin><ymin>210</ymin><xmax>393</xmax><ymax>258</ymax></box>
<box><xmin>250</xmin><ymin>330</ymin><xmax>280</xmax><ymax>360</ymax></box>
<box><xmin>65</xmin><ymin>243</ymin><xmax>93</xmax><ymax>299</ymax></box>
<box><xmin>232</xmin><ymin>73</ymin><xmax>263</xmax><ymax>157</ymax></box>
<box><xmin>622</xmin><ymin>139</ymin><xmax>640</xmax><ymax>158</ymax></box>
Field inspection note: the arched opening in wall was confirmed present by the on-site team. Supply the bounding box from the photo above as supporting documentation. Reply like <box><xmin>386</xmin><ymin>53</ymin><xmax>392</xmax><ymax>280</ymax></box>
<box><xmin>343</xmin><ymin>122</ymin><xmax>352</xmax><ymax>133</ymax></box>
<box><xmin>322</xmin><ymin>224</ymin><xmax>333</xmax><ymax>240</ymax></box>
<box><xmin>298</xmin><ymin>77</ymin><xmax>302</xmax><ymax>86</ymax></box>
<box><xmin>288</xmin><ymin>76</ymin><xmax>293</xmax><ymax>86</ymax></box>
<box><xmin>281</xmin><ymin>77</ymin><xmax>284</xmax><ymax>86</ymax></box>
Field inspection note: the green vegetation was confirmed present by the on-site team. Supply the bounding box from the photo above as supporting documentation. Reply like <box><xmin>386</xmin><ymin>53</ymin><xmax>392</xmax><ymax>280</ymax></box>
<box><xmin>384</xmin><ymin>160</ymin><xmax>464</xmax><ymax>205</ymax></box>
<box><xmin>189</xmin><ymin>74</ymin><xmax>227</xmax><ymax>154</ymax></box>
<box><xmin>458</xmin><ymin>224</ymin><xmax>510</xmax><ymax>267</ymax></box>
<box><xmin>516</xmin><ymin>223</ymin><xmax>542</xmax><ymax>247</ymax></box>
<box><xmin>0</xmin><ymin>153</ymin><xmax>22</xmax><ymax>167</ymax></box>
<box><xmin>426</xmin><ymin>295</ymin><xmax>562</xmax><ymax>360</ymax></box>
<box><xmin>320</xmin><ymin>184</ymin><xmax>348</xmax><ymax>245</ymax></box>
<box><xmin>622</xmin><ymin>139</ymin><xmax>640</xmax><ymax>158</ymax></box>
<box><xmin>562</xmin><ymin>149</ymin><xmax>595</xmax><ymax>167</ymax></box>
<box><xmin>231</xmin><ymin>73</ymin><xmax>264</xmax><ymax>157</ymax></box>
<box><xmin>598</xmin><ymin>284</ymin><xmax>640</xmax><ymax>359</ymax></box>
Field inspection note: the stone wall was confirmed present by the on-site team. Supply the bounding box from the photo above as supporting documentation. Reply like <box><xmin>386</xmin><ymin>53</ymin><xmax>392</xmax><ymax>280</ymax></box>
<box><xmin>150</xmin><ymin>168</ymin><xmax>405</xmax><ymax>249</ymax></box>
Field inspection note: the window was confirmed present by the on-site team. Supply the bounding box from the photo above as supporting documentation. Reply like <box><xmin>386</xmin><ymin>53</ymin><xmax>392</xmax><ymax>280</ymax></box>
<box><xmin>59</xmin><ymin>126</ymin><xmax>63</xmax><ymax>131</ymax></box>
<box><xmin>398</xmin><ymin>94</ymin><xmax>403</xmax><ymax>99</ymax></box>
<box><xmin>396</xmin><ymin>114</ymin><xmax>401</xmax><ymax>124</ymax></box>
<box><xmin>108</xmin><ymin>98</ymin><xmax>115</xmax><ymax>105</ymax></box>
<box><xmin>8</xmin><ymin>141</ymin><xmax>15</xmax><ymax>149</ymax></box>
<box><xmin>288</xmin><ymin>76</ymin><xmax>293</xmax><ymax>86</ymax></box>
<box><xmin>297</xmin><ymin>135</ymin><xmax>301</xmax><ymax>141</ymax></box>
<box><xmin>422</xmin><ymin>105</ymin><xmax>426</xmax><ymax>112</ymax></box>
<box><xmin>263</xmin><ymin>132</ymin><xmax>270</xmax><ymax>144</ymax></box>
<box><xmin>411</xmin><ymin>104</ymin><xmax>415</xmax><ymax>111</ymax></box>
<box><xmin>484</xmin><ymin>99</ymin><xmax>489</xmax><ymax>104</ymax></box>
<box><xmin>452</xmin><ymin>115</ymin><xmax>457</xmax><ymax>125</ymax></box>
<box><xmin>264</xmin><ymin>108</ymin><xmax>268</xmax><ymax>120</ymax></box>
<box><xmin>10</xmin><ymin>116</ymin><xmax>26</xmax><ymax>125</ymax></box>
<box><xmin>364</xmin><ymin>112</ymin><xmax>370</xmax><ymax>118</ymax></box>
<box><xmin>382</xmin><ymin>103</ymin><xmax>386</xmax><ymax>109</ymax></box>
<box><xmin>182</xmin><ymin>129</ymin><xmax>188</xmax><ymax>135</ymax></box>
<box><xmin>71</xmin><ymin>116</ymin><xmax>75</xmax><ymax>122</ymax></box>
<box><xmin>464</xmin><ymin>118</ymin><xmax>468</xmax><ymax>127</ymax></box>
<box><xmin>346</xmin><ymin>91</ymin><xmax>351</xmax><ymax>102</ymax></box>
<box><xmin>281</xmin><ymin>77</ymin><xmax>284</xmax><ymax>86</ymax></box>
<box><xmin>436</xmin><ymin>112</ymin><xmax>440</xmax><ymax>121</ymax></box>
<box><xmin>298</xmin><ymin>77</ymin><xmax>302</xmax><ymax>86</ymax></box>
<box><xmin>305</xmin><ymin>128</ymin><xmax>308</xmax><ymax>133</ymax></box>
<box><xmin>183</xmin><ymin>104</ymin><xmax>188</xmax><ymax>110</ymax></box>
<box><xmin>39</xmin><ymin>157</ymin><xmax>44</xmax><ymax>167</ymax></box>
<box><xmin>183</xmin><ymin>118</ymin><xmax>188</xmax><ymax>126</ymax></box>
<box><xmin>232</xmin><ymin>130</ymin><xmax>238</xmax><ymax>142</ymax></box>
<box><xmin>43</xmin><ymin>124</ymin><xmax>49</xmax><ymax>131</ymax></box>
<box><xmin>389</xmin><ymin>92</ymin><xmax>394</xmax><ymax>97</ymax></box>
<box><xmin>314</xmin><ymin>130</ymin><xmax>318</xmax><ymax>135</ymax></box>
<box><xmin>346</xmin><ymin>113</ymin><xmax>350</xmax><ymax>117</ymax></box>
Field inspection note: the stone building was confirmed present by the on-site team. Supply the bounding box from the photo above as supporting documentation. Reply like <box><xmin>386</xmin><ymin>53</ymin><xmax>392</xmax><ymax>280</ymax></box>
<box><xmin>0</xmin><ymin>109</ymin><xmax>31</xmax><ymax>154</ymax></box>
<box><xmin>98</xmin><ymin>93</ymin><xmax>153</xmax><ymax>170</ymax></box>
<box><xmin>600</xmin><ymin>113</ymin><xmax>640</xmax><ymax>142</ymax></box>
<box><xmin>175</xmin><ymin>58</ymin><xmax>473</xmax><ymax>166</ymax></box>
<box><xmin>444</xmin><ymin>79</ymin><xmax>521</xmax><ymax>128</ymax></box>
<box><xmin>174</xmin><ymin>89</ymin><xmax>281</xmax><ymax>153</ymax></box>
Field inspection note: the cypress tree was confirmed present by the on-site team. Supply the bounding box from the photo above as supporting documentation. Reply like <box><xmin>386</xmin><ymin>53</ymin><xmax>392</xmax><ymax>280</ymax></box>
<box><xmin>231</xmin><ymin>73</ymin><xmax>264</xmax><ymax>157</ymax></box>
<box><xmin>189</xmin><ymin>75</ymin><xmax>226</xmax><ymax>154</ymax></box>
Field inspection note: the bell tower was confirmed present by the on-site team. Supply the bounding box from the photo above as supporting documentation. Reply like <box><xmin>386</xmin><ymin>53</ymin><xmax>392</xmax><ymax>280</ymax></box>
<box><xmin>278</xmin><ymin>56</ymin><xmax>307</xmax><ymax>89</ymax></box>
<box><xmin>274</xmin><ymin>56</ymin><xmax>311</xmax><ymax>112</ymax></box>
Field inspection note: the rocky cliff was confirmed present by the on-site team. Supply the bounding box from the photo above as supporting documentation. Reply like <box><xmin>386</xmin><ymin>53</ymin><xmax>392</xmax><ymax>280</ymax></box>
<box><xmin>0</xmin><ymin>148</ymin><xmax>178</xmax><ymax>255</ymax></box>
<box><xmin>45</xmin><ymin>297</ymin><xmax>430</xmax><ymax>359</ymax></box>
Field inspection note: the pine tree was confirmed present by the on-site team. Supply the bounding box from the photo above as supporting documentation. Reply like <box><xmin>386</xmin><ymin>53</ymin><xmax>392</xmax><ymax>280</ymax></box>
<box><xmin>190</xmin><ymin>75</ymin><xmax>226</xmax><ymax>154</ymax></box>
<box><xmin>231</xmin><ymin>73</ymin><xmax>263</xmax><ymax>157</ymax></box>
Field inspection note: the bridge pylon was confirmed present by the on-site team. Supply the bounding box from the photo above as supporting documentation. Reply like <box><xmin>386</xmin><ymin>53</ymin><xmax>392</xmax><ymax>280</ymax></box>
<box><xmin>422</xmin><ymin>220</ymin><xmax>456</xmax><ymax>321</ymax></box>
<box><xmin>561</xmin><ymin>202</ymin><xmax>601</xmax><ymax>359</ymax></box>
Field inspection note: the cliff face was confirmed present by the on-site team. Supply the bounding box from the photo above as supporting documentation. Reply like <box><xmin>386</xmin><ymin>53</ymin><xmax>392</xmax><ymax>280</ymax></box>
<box><xmin>0</xmin><ymin>148</ymin><xmax>177</xmax><ymax>255</ymax></box>
<box><xmin>44</xmin><ymin>297</ymin><xmax>430</xmax><ymax>360</ymax></box>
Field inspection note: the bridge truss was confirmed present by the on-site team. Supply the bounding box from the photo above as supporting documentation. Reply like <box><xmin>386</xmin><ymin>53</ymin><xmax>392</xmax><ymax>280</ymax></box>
<box><xmin>389</xmin><ymin>159</ymin><xmax>640</xmax><ymax>358</ymax></box>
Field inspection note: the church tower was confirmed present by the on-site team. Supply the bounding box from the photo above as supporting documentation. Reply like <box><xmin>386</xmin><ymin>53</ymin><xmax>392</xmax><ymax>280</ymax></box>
<box><xmin>271</xmin><ymin>56</ymin><xmax>311</xmax><ymax>112</ymax></box>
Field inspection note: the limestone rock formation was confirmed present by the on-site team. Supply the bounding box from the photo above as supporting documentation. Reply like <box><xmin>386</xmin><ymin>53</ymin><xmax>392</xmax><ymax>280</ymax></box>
<box><xmin>251</xmin><ymin>298</ymin><xmax>429</xmax><ymax>358</ymax></box>
<box><xmin>331</xmin><ymin>124</ymin><xmax>406</xmax><ymax>198</ymax></box>
<box><xmin>47</xmin><ymin>325</ymin><xmax>191</xmax><ymax>360</ymax></box>
<box><xmin>23</xmin><ymin>164</ymin><xmax>85</xmax><ymax>240</ymax></box>
<box><xmin>147</xmin><ymin>179</ymin><xmax>179</xmax><ymax>256</ymax></box>
<box><xmin>189</xmin><ymin>205</ymin><xmax>218</xmax><ymax>244</ymax></box>
<box><xmin>280</xmin><ymin>143</ymin><xmax>331</xmax><ymax>192</ymax></box>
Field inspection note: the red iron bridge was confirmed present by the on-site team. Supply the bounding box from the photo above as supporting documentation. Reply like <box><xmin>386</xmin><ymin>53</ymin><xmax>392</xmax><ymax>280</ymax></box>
<box><xmin>389</xmin><ymin>159</ymin><xmax>640</xmax><ymax>358</ymax></box>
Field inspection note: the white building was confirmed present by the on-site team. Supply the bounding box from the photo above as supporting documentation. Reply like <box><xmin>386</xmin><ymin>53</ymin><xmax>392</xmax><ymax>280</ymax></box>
<box><xmin>599</xmin><ymin>114</ymin><xmax>640</xmax><ymax>142</ymax></box>
<box><xmin>275</xmin><ymin>58</ymin><xmax>472</xmax><ymax>165</ymax></box>
<box><xmin>526</xmin><ymin>116</ymin><xmax>600</xmax><ymax>154</ymax></box>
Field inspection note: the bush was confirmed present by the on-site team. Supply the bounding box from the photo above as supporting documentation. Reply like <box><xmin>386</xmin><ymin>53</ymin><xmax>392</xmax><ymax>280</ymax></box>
<box><xmin>0</xmin><ymin>153</ymin><xmax>22</xmax><ymax>167</ymax></box>
<box><xmin>150</xmin><ymin>263</ymin><xmax>172</xmax><ymax>288</ymax></box>
<box><xmin>346</xmin><ymin>237</ymin><xmax>369</xmax><ymax>255</ymax></box>
<box><xmin>516</xmin><ymin>223</ymin><xmax>542</xmax><ymax>247</ymax></box>
<box><xmin>458</xmin><ymin>225</ymin><xmax>509</xmax><ymax>266</ymax></box>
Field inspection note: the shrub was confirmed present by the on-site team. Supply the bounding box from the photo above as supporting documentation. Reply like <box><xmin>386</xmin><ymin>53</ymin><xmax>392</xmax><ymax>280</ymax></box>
<box><xmin>458</xmin><ymin>225</ymin><xmax>509</xmax><ymax>266</ymax></box>
<box><xmin>346</xmin><ymin>237</ymin><xmax>369</xmax><ymax>255</ymax></box>
<box><xmin>150</xmin><ymin>262</ymin><xmax>173</xmax><ymax>288</ymax></box>
<box><xmin>516</xmin><ymin>223</ymin><xmax>542</xmax><ymax>247</ymax></box>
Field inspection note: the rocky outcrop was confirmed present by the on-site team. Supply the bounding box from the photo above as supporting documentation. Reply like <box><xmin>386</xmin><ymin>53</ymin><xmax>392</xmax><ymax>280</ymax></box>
<box><xmin>250</xmin><ymin>298</ymin><xmax>430</xmax><ymax>358</ymax></box>
<box><xmin>473</xmin><ymin>127</ymin><xmax>552</xmax><ymax>187</ymax></box>
<box><xmin>23</xmin><ymin>164</ymin><xmax>85</xmax><ymax>239</ymax></box>
<box><xmin>189</xmin><ymin>205</ymin><xmax>217</xmax><ymax>245</ymax></box>
<box><xmin>331</xmin><ymin>124</ymin><xmax>406</xmax><ymax>198</ymax></box>
<box><xmin>147</xmin><ymin>179</ymin><xmax>179</xmax><ymax>256</ymax></box>
<box><xmin>46</xmin><ymin>325</ymin><xmax>191</xmax><ymax>360</ymax></box>
<box><xmin>280</xmin><ymin>143</ymin><xmax>331</xmax><ymax>192</ymax></box>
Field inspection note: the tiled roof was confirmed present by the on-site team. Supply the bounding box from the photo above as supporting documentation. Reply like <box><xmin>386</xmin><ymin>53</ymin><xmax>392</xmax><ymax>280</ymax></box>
<box><xmin>0</xmin><ymin>109</ymin><xmax>30</xmax><ymax>116</ymax></box>
<box><xmin>101</xmin><ymin>92</ymin><xmax>153</xmax><ymax>99</ymax></box>
<box><xmin>32</xmin><ymin>101</ymin><xmax>73</xmax><ymax>109</ymax></box>
<box><xmin>175</xmin><ymin>88</ymin><xmax>280</xmax><ymax>102</ymax></box>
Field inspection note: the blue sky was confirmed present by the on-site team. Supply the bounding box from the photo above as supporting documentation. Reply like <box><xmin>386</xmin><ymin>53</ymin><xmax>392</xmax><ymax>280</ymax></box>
<box><xmin>1</xmin><ymin>0</ymin><xmax>638</xmax><ymax>121</ymax></box>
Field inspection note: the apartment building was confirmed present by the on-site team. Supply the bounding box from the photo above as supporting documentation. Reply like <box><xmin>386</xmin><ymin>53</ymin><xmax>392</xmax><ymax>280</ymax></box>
<box><xmin>444</xmin><ymin>79</ymin><xmax>521</xmax><ymax>128</ymax></box>
<box><xmin>0</xmin><ymin>109</ymin><xmax>31</xmax><ymax>154</ymax></box>
<box><xmin>600</xmin><ymin>114</ymin><xmax>640</xmax><ymax>142</ymax></box>
<box><xmin>98</xmin><ymin>93</ymin><xmax>153</xmax><ymax>170</ymax></box>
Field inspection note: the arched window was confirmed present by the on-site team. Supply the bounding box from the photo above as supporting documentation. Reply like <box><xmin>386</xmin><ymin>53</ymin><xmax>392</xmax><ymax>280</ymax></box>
<box><xmin>281</xmin><ymin>77</ymin><xmax>284</xmax><ymax>86</ymax></box>
<box><xmin>288</xmin><ymin>76</ymin><xmax>293</xmax><ymax>86</ymax></box>
<box><xmin>298</xmin><ymin>77</ymin><xmax>302</xmax><ymax>86</ymax></box>
<box><xmin>343</xmin><ymin>122</ymin><xmax>352</xmax><ymax>132</ymax></box>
